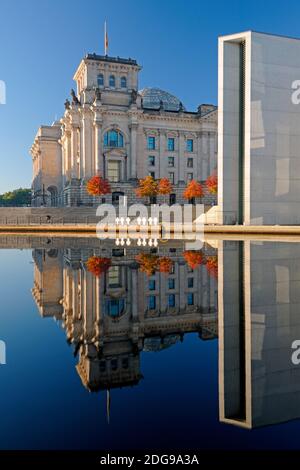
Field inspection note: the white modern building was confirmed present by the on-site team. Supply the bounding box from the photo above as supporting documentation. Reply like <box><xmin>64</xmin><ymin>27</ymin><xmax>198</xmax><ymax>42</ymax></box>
<box><xmin>218</xmin><ymin>31</ymin><xmax>300</xmax><ymax>225</ymax></box>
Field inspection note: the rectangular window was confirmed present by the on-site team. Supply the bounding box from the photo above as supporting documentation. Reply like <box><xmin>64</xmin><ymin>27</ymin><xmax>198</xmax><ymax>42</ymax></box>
<box><xmin>147</xmin><ymin>136</ymin><xmax>156</xmax><ymax>150</ymax></box>
<box><xmin>148</xmin><ymin>295</ymin><xmax>156</xmax><ymax>310</ymax></box>
<box><xmin>187</xmin><ymin>293</ymin><xmax>194</xmax><ymax>305</ymax></box>
<box><xmin>169</xmin><ymin>193</ymin><xmax>176</xmax><ymax>205</ymax></box>
<box><xmin>168</xmin><ymin>137</ymin><xmax>175</xmax><ymax>151</ymax></box>
<box><xmin>186</xmin><ymin>139</ymin><xmax>194</xmax><ymax>152</ymax></box>
<box><xmin>108</xmin><ymin>266</ymin><xmax>121</xmax><ymax>288</ymax></box>
<box><xmin>148</xmin><ymin>155</ymin><xmax>155</xmax><ymax>166</ymax></box>
<box><xmin>107</xmin><ymin>161</ymin><xmax>121</xmax><ymax>182</ymax></box>
<box><xmin>168</xmin><ymin>294</ymin><xmax>175</xmax><ymax>307</ymax></box>
<box><xmin>187</xmin><ymin>173</ymin><xmax>193</xmax><ymax>182</ymax></box>
<box><xmin>149</xmin><ymin>171</ymin><xmax>155</xmax><ymax>179</ymax></box>
<box><xmin>168</xmin><ymin>156</ymin><xmax>174</xmax><ymax>167</ymax></box>
<box><xmin>187</xmin><ymin>158</ymin><xmax>193</xmax><ymax>168</ymax></box>
<box><xmin>149</xmin><ymin>279</ymin><xmax>156</xmax><ymax>291</ymax></box>
<box><xmin>168</xmin><ymin>278</ymin><xmax>175</xmax><ymax>289</ymax></box>
<box><xmin>169</xmin><ymin>264</ymin><xmax>175</xmax><ymax>274</ymax></box>
<box><xmin>168</xmin><ymin>172</ymin><xmax>175</xmax><ymax>184</ymax></box>
<box><xmin>112</xmin><ymin>248</ymin><xmax>124</xmax><ymax>257</ymax></box>
<box><xmin>188</xmin><ymin>277</ymin><xmax>194</xmax><ymax>288</ymax></box>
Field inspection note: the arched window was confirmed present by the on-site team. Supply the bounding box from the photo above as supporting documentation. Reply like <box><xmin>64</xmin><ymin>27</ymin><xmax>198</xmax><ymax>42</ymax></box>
<box><xmin>104</xmin><ymin>129</ymin><xmax>124</xmax><ymax>148</ymax></box>
<box><xmin>97</xmin><ymin>74</ymin><xmax>104</xmax><ymax>87</ymax></box>
<box><xmin>109</xmin><ymin>75</ymin><xmax>115</xmax><ymax>87</ymax></box>
<box><xmin>120</xmin><ymin>76</ymin><xmax>127</xmax><ymax>88</ymax></box>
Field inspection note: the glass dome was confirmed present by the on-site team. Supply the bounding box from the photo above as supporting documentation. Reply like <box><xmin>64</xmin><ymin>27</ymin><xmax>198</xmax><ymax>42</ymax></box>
<box><xmin>139</xmin><ymin>87</ymin><xmax>185</xmax><ymax>111</ymax></box>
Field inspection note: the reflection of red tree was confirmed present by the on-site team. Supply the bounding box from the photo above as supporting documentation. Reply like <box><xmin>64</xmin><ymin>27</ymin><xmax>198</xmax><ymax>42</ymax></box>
<box><xmin>206</xmin><ymin>256</ymin><xmax>218</xmax><ymax>278</ymax></box>
<box><xmin>86</xmin><ymin>175</ymin><xmax>111</xmax><ymax>196</ymax></box>
<box><xmin>86</xmin><ymin>256</ymin><xmax>111</xmax><ymax>276</ymax></box>
<box><xmin>136</xmin><ymin>254</ymin><xmax>173</xmax><ymax>276</ymax></box>
<box><xmin>158</xmin><ymin>256</ymin><xmax>174</xmax><ymax>273</ymax></box>
<box><xmin>183</xmin><ymin>251</ymin><xmax>204</xmax><ymax>269</ymax></box>
<box><xmin>136</xmin><ymin>253</ymin><xmax>158</xmax><ymax>276</ymax></box>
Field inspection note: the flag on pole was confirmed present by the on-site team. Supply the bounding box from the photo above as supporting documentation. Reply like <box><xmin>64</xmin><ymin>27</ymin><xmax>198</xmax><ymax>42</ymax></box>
<box><xmin>104</xmin><ymin>21</ymin><xmax>108</xmax><ymax>55</ymax></box>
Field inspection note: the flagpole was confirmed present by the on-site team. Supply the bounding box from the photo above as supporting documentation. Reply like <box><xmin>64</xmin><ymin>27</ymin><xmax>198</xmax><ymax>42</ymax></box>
<box><xmin>104</xmin><ymin>21</ymin><xmax>108</xmax><ymax>55</ymax></box>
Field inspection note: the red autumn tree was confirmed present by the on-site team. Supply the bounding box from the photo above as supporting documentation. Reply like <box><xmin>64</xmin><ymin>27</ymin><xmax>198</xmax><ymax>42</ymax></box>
<box><xmin>158</xmin><ymin>177</ymin><xmax>173</xmax><ymax>204</ymax></box>
<box><xmin>86</xmin><ymin>256</ymin><xmax>111</xmax><ymax>276</ymax></box>
<box><xmin>206</xmin><ymin>256</ymin><xmax>218</xmax><ymax>278</ymax></box>
<box><xmin>205</xmin><ymin>173</ymin><xmax>218</xmax><ymax>195</ymax></box>
<box><xmin>158</xmin><ymin>256</ymin><xmax>174</xmax><ymax>274</ymax></box>
<box><xmin>183</xmin><ymin>180</ymin><xmax>204</xmax><ymax>201</ymax></box>
<box><xmin>86</xmin><ymin>175</ymin><xmax>111</xmax><ymax>196</ymax></box>
<box><xmin>158</xmin><ymin>178</ymin><xmax>173</xmax><ymax>195</ymax></box>
<box><xmin>183</xmin><ymin>250</ymin><xmax>204</xmax><ymax>270</ymax></box>
<box><xmin>135</xmin><ymin>175</ymin><xmax>158</xmax><ymax>200</ymax></box>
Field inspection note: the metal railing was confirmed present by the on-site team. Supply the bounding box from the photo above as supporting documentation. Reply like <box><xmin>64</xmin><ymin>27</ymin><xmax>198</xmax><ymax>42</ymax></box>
<box><xmin>0</xmin><ymin>216</ymin><xmax>100</xmax><ymax>226</ymax></box>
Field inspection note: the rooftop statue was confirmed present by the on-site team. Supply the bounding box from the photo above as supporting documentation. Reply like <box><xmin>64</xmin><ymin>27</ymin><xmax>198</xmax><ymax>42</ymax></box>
<box><xmin>71</xmin><ymin>89</ymin><xmax>80</xmax><ymax>105</ymax></box>
<box><xmin>64</xmin><ymin>98</ymin><xmax>70</xmax><ymax>110</ymax></box>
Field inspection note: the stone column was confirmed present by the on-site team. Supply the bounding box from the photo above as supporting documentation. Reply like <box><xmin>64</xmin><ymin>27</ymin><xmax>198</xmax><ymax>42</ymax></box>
<box><xmin>130</xmin><ymin>123</ymin><xmax>138</xmax><ymax>179</ymax></box>
<box><xmin>179</xmin><ymin>132</ymin><xmax>185</xmax><ymax>183</ymax></box>
<box><xmin>209</xmin><ymin>132</ymin><xmax>217</xmax><ymax>174</ymax></box>
<box><xmin>202</xmin><ymin>132</ymin><xmax>208</xmax><ymax>180</ymax></box>
<box><xmin>131</xmin><ymin>268</ymin><xmax>138</xmax><ymax>320</ymax></box>
<box><xmin>94</xmin><ymin>121</ymin><xmax>102</xmax><ymax>175</ymax></box>
<box><xmin>196</xmin><ymin>132</ymin><xmax>202</xmax><ymax>181</ymax></box>
<box><xmin>81</xmin><ymin>111</ymin><xmax>93</xmax><ymax>179</ymax></box>
<box><xmin>71</xmin><ymin>126</ymin><xmax>79</xmax><ymax>179</ymax></box>
<box><xmin>64</xmin><ymin>130</ymin><xmax>72</xmax><ymax>181</ymax></box>
<box><xmin>159</xmin><ymin>130</ymin><xmax>165</xmax><ymax>178</ymax></box>
<box><xmin>179</xmin><ymin>263</ymin><xmax>186</xmax><ymax>310</ymax></box>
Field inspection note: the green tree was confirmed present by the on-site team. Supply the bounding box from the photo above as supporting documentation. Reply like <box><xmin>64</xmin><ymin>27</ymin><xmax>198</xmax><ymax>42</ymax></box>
<box><xmin>0</xmin><ymin>188</ymin><xmax>31</xmax><ymax>206</ymax></box>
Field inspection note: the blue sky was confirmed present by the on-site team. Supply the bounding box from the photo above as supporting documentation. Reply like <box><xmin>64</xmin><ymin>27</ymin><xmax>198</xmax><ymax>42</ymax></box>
<box><xmin>0</xmin><ymin>0</ymin><xmax>299</xmax><ymax>192</ymax></box>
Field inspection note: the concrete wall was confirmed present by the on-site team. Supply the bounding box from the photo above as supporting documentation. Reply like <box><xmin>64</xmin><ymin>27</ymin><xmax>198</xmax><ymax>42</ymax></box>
<box><xmin>219</xmin><ymin>31</ymin><xmax>300</xmax><ymax>225</ymax></box>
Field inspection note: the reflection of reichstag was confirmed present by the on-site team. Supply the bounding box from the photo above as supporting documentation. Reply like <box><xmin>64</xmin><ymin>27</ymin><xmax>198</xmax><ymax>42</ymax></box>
<box><xmin>31</xmin><ymin>241</ymin><xmax>218</xmax><ymax>393</ymax></box>
<box><xmin>219</xmin><ymin>240</ymin><xmax>300</xmax><ymax>428</ymax></box>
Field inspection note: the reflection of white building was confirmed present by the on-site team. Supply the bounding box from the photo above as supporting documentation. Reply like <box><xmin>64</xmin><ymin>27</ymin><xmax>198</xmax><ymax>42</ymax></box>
<box><xmin>31</xmin><ymin>242</ymin><xmax>218</xmax><ymax>392</ymax></box>
<box><xmin>218</xmin><ymin>31</ymin><xmax>300</xmax><ymax>225</ymax></box>
<box><xmin>219</xmin><ymin>240</ymin><xmax>300</xmax><ymax>428</ymax></box>
<box><xmin>31</xmin><ymin>52</ymin><xmax>217</xmax><ymax>207</ymax></box>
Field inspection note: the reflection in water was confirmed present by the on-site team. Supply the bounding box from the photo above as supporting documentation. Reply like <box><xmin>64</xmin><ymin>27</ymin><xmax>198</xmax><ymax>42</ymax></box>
<box><xmin>219</xmin><ymin>240</ymin><xmax>300</xmax><ymax>429</ymax></box>
<box><xmin>26</xmin><ymin>237</ymin><xmax>300</xmax><ymax>433</ymax></box>
<box><xmin>31</xmin><ymin>240</ymin><xmax>218</xmax><ymax>419</ymax></box>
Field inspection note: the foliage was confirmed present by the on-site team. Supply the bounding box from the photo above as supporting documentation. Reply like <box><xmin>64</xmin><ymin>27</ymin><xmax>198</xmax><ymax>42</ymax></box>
<box><xmin>86</xmin><ymin>175</ymin><xmax>111</xmax><ymax>196</ymax></box>
<box><xmin>86</xmin><ymin>256</ymin><xmax>111</xmax><ymax>276</ymax></box>
<box><xmin>135</xmin><ymin>176</ymin><xmax>158</xmax><ymax>198</ymax></box>
<box><xmin>136</xmin><ymin>253</ymin><xmax>173</xmax><ymax>276</ymax></box>
<box><xmin>183</xmin><ymin>180</ymin><xmax>204</xmax><ymax>200</ymax></box>
<box><xmin>158</xmin><ymin>177</ymin><xmax>173</xmax><ymax>195</ymax></box>
<box><xmin>205</xmin><ymin>256</ymin><xmax>218</xmax><ymax>278</ymax></box>
<box><xmin>157</xmin><ymin>256</ymin><xmax>174</xmax><ymax>273</ymax></box>
<box><xmin>0</xmin><ymin>188</ymin><xmax>31</xmax><ymax>206</ymax></box>
<box><xmin>183</xmin><ymin>250</ymin><xmax>204</xmax><ymax>269</ymax></box>
<box><xmin>205</xmin><ymin>173</ymin><xmax>218</xmax><ymax>194</ymax></box>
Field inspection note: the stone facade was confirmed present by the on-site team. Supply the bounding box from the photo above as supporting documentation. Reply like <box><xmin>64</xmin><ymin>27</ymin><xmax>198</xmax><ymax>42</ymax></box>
<box><xmin>31</xmin><ymin>243</ymin><xmax>218</xmax><ymax>393</ymax></box>
<box><xmin>30</xmin><ymin>52</ymin><xmax>217</xmax><ymax>207</ymax></box>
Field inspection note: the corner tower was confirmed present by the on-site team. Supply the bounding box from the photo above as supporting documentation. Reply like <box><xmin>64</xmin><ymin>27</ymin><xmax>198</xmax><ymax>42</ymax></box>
<box><xmin>73</xmin><ymin>54</ymin><xmax>142</xmax><ymax>106</ymax></box>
